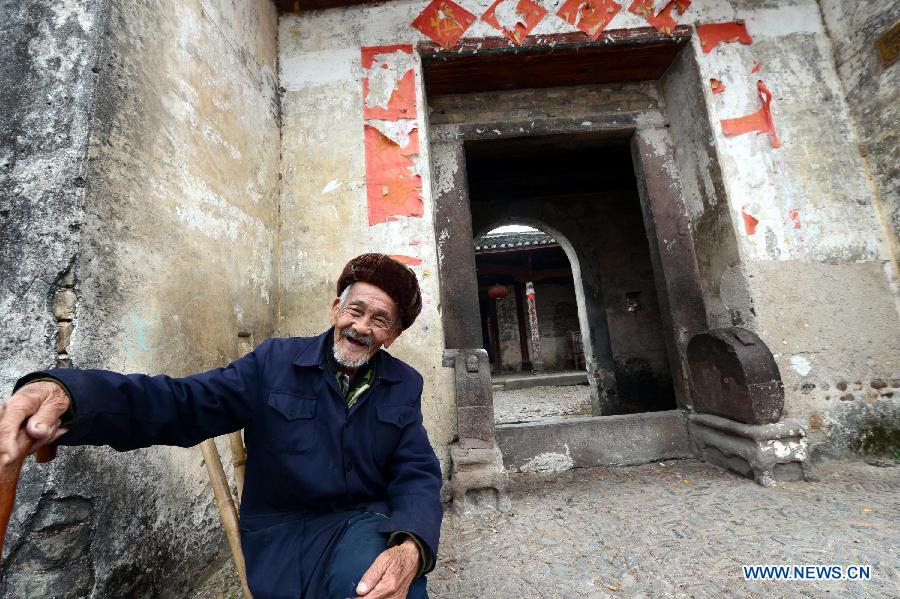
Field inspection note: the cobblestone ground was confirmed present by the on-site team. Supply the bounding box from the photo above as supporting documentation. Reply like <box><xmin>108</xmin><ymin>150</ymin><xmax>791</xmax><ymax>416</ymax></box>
<box><xmin>493</xmin><ymin>384</ymin><xmax>592</xmax><ymax>424</ymax></box>
<box><xmin>428</xmin><ymin>459</ymin><xmax>899</xmax><ymax>598</ymax></box>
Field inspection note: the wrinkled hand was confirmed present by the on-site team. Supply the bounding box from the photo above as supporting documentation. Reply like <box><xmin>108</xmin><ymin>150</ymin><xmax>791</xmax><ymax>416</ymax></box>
<box><xmin>354</xmin><ymin>538</ymin><xmax>420</xmax><ymax>599</ymax></box>
<box><xmin>0</xmin><ymin>381</ymin><xmax>69</xmax><ymax>467</ymax></box>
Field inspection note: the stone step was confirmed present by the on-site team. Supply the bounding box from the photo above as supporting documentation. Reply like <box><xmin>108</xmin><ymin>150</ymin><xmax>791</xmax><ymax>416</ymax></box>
<box><xmin>492</xmin><ymin>370</ymin><xmax>589</xmax><ymax>391</ymax></box>
<box><xmin>495</xmin><ymin>409</ymin><xmax>693</xmax><ymax>472</ymax></box>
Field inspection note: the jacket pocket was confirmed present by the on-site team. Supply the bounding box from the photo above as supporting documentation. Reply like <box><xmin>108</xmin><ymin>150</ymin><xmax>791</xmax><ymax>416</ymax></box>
<box><xmin>265</xmin><ymin>392</ymin><xmax>318</xmax><ymax>454</ymax></box>
<box><xmin>375</xmin><ymin>404</ymin><xmax>417</xmax><ymax>428</ymax></box>
<box><xmin>373</xmin><ymin>403</ymin><xmax>417</xmax><ymax>465</ymax></box>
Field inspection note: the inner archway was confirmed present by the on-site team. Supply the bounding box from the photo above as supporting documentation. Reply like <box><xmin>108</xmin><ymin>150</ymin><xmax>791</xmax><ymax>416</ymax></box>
<box><xmin>475</xmin><ymin>223</ymin><xmax>593</xmax><ymax>423</ymax></box>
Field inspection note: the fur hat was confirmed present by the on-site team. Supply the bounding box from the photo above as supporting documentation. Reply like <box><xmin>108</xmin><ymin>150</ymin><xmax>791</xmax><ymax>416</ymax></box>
<box><xmin>337</xmin><ymin>253</ymin><xmax>422</xmax><ymax>330</ymax></box>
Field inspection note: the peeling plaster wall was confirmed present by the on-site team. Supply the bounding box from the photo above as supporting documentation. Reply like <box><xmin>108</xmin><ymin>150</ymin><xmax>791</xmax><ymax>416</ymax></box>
<box><xmin>819</xmin><ymin>0</ymin><xmax>899</xmax><ymax>264</ymax></box>
<box><xmin>1</xmin><ymin>0</ymin><xmax>280</xmax><ymax>596</ymax></box>
<box><xmin>280</xmin><ymin>0</ymin><xmax>899</xmax><ymax>459</ymax></box>
<box><xmin>679</xmin><ymin>0</ymin><xmax>900</xmax><ymax>456</ymax></box>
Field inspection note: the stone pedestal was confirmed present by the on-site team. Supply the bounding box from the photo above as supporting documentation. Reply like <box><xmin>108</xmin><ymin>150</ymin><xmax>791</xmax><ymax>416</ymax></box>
<box><xmin>688</xmin><ymin>413</ymin><xmax>808</xmax><ymax>487</ymax></box>
<box><xmin>449</xmin><ymin>439</ymin><xmax>511</xmax><ymax>514</ymax></box>
<box><xmin>445</xmin><ymin>348</ymin><xmax>511</xmax><ymax>513</ymax></box>
<box><xmin>686</xmin><ymin>327</ymin><xmax>808</xmax><ymax>487</ymax></box>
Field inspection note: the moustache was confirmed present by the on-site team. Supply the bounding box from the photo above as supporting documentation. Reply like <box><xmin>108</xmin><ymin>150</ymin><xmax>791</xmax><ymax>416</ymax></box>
<box><xmin>341</xmin><ymin>328</ymin><xmax>374</xmax><ymax>347</ymax></box>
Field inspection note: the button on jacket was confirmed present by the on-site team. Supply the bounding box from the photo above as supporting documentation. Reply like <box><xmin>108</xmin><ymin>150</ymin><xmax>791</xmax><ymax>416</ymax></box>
<box><xmin>18</xmin><ymin>329</ymin><xmax>443</xmax><ymax>599</ymax></box>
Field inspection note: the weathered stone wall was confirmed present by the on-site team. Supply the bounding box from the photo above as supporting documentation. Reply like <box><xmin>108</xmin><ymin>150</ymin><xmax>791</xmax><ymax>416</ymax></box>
<box><xmin>1</xmin><ymin>0</ymin><xmax>280</xmax><ymax>596</ymax></box>
<box><xmin>819</xmin><ymin>1</ymin><xmax>899</xmax><ymax>263</ymax></box>
<box><xmin>1</xmin><ymin>0</ymin><xmax>101</xmax><ymax>421</ymax></box>
<box><xmin>672</xmin><ymin>0</ymin><xmax>900</xmax><ymax>457</ymax></box>
<box><xmin>1</xmin><ymin>1</ymin><xmax>110</xmax><ymax>595</ymax></box>
<box><xmin>494</xmin><ymin>288</ymin><xmax>523</xmax><ymax>371</ymax></box>
<box><xmin>814</xmin><ymin>0</ymin><xmax>900</xmax><ymax>459</ymax></box>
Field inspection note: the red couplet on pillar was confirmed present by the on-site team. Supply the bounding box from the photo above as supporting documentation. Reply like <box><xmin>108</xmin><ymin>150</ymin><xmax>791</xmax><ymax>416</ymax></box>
<box><xmin>525</xmin><ymin>281</ymin><xmax>543</xmax><ymax>371</ymax></box>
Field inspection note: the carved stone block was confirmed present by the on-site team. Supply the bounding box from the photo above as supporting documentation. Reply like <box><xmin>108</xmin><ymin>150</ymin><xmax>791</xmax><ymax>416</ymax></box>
<box><xmin>688</xmin><ymin>413</ymin><xmax>808</xmax><ymax>487</ymax></box>
<box><xmin>449</xmin><ymin>349</ymin><xmax>510</xmax><ymax>512</ymax></box>
<box><xmin>453</xmin><ymin>349</ymin><xmax>495</xmax><ymax>443</ymax></box>
<box><xmin>449</xmin><ymin>441</ymin><xmax>511</xmax><ymax>514</ymax></box>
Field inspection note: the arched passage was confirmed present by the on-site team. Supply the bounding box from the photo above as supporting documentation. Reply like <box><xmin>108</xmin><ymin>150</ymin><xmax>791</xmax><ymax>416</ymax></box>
<box><xmin>473</xmin><ymin>219</ymin><xmax>616</xmax><ymax>416</ymax></box>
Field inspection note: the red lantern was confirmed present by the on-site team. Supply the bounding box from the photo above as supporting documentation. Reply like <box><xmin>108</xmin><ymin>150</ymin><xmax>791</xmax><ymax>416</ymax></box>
<box><xmin>487</xmin><ymin>284</ymin><xmax>509</xmax><ymax>300</ymax></box>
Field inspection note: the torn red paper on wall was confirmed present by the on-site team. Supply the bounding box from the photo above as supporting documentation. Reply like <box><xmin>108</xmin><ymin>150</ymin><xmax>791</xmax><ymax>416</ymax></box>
<box><xmin>674</xmin><ymin>0</ymin><xmax>691</xmax><ymax>14</ymax></box>
<box><xmin>741</xmin><ymin>206</ymin><xmax>759</xmax><ymax>235</ymax></box>
<box><xmin>696</xmin><ymin>21</ymin><xmax>753</xmax><ymax>53</ymax></box>
<box><xmin>364</xmin><ymin>125</ymin><xmax>423</xmax><ymax>225</ymax></box>
<box><xmin>751</xmin><ymin>60</ymin><xmax>761</xmax><ymax>73</ymax></box>
<box><xmin>627</xmin><ymin>0</ymin><xmax>679</xmax><ymax>35</ymax></box>
<box><xmin>788</xmin><ymin>208</ymin><xmax>801</xmax><ymax>230</ymax></box>
<box><xmin>710</xmin><ymin>78</ymin><xmax>726</xmax><ymax>94</ymax></box>
<box><xmin>388</xmin><ymin>254</ymin><xmax>423</xmax><ymax>266</ymax></box>
<box><xmin>648</xmin><ymin>1</ymin><xmax>678</xmax><ymax>34</ymax></box>
<box><xmin>412</xmin><ymin>0</ymin><xmax>476</xmax><ymax>50</ymax></box>
<box><xmin>720</xmin><ymin>80</ymin><xmax>780</xmax><ymax>148</ymax></box>
<box><xmin>482</xmin><ymin>0</ymin><xmax>548</xmax><ymax>46</ymax></box>
<box><xmin>361</xmin><ymin>45</ymin><xmax>417</xmax><ymax>121</ymax></box>
<box><xmin>557</xmin><ymin>0</ymin><xmax>621</xmax><ymax>41</ymax></box>
<box><xmin>627</xmin><ymin>0</ymin><xmax>653</xmax><ymax>17</ymax></box>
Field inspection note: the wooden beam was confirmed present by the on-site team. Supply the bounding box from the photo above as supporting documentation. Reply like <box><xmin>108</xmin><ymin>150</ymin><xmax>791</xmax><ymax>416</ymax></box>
<box><xmin>421</xmin><ymin>28</ymin><xmax>690</xmax><ymax>96</ymax></box>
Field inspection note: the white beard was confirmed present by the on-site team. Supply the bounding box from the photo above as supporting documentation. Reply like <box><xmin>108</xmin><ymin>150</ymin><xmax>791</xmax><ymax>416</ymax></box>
<box><xmin>333</xmin><ymin>327</ymin><xmax>374</xmax><ymax>369</ymax></box>
<box><xmin>333</xmin><ymin>344</ymin><xmax>370</xmax><ymax>369</ymax></box>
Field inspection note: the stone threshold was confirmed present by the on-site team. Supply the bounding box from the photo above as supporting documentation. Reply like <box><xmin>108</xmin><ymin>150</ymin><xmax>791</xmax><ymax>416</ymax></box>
<box><xmin>495</xmin><ymin>410</ymin><xmax>692</xmax><ymax>472</ymax></box>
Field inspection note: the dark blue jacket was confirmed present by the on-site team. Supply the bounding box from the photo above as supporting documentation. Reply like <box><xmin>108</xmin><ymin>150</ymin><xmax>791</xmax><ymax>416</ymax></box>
<box><xmin>21</xmin><ymin>330</ymin><xmax>443</xmax><ymax>598</ymax></box>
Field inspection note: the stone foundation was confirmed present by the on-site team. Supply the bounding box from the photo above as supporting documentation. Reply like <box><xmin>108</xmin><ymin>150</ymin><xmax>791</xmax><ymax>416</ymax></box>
<box><xmin>689</xmin><ymin>413</ymin><xmax>808</xmax><ymax>487</ymax></box>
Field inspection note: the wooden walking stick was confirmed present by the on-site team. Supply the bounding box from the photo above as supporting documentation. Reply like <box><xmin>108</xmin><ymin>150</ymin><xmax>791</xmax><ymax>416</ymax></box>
<box><xmin>0</xmin><ymin>432</ymin><xmax>56</xmax><ymax>553</ymax></box>
<box><xmin>228</xmin><ymin>431</ymin><xmax>247</xmax><ymax>506</ymax></box>
<box><xmin>200</xmin><ymin>438</ymin><xmax>252</xmax><ymax>598</ymax></box>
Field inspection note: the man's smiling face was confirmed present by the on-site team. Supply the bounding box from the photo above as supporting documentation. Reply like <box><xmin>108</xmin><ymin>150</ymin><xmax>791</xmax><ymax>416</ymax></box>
<box><xmin>330</xmin><ymin>281</ymin><xmax>401</xmax><ymax>370</ymax></box>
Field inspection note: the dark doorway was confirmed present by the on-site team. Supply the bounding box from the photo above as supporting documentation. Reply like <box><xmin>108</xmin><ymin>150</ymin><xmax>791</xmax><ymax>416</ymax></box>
<box><xmin>466</xmin><ymin>134</ymin><xmax>677</xmax><ymax>414</ymax></box>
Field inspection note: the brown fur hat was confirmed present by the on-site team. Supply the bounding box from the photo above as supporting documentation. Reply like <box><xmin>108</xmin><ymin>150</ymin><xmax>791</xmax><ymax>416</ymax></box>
<box><xmin>337</xmin><ymin>253</ymin><xmax>422</xmax><ymax>330</ymax></box>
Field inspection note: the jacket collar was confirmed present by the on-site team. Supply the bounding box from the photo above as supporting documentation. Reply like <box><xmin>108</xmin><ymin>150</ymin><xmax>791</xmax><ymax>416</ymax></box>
<box><xmin>293</xmin><ymin>328</ymin><xmax>403</xmax><ymax>383</ymax></box>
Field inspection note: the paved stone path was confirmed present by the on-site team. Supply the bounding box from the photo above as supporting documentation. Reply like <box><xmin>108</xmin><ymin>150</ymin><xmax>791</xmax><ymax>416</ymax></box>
<box><xmin>493</xmin><ymin>384</ymin><xmax>592</xmax><ymax>424</ymax></box>
<box><xmin>196</xmin><ymin>459</ymin><xmax>899</xmax><ymax>598</ymax></box>
<box><xmin>428</xmin><ymin>459</ymin><xmax>899</xmax><ymax>598</ymax></box>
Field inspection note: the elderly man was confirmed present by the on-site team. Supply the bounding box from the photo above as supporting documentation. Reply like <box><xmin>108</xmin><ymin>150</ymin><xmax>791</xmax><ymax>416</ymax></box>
<box><xmin>0</xmin><ymin>253</ymin><xmax>442</xmax><ymax>599</ymax></box>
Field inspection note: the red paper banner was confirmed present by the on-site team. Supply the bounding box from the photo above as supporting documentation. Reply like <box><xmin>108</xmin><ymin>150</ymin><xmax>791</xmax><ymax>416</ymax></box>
<box><xmin>482</xmin><ymin>0</ymin><xmax>548</xmax><ymax>46</ymax></box>
<box><xmin>557</xmin><ymin>0</ymin><xmax>621</xmax><ymax>40</ymax></box>
<box><xmin>388</xmin><ymin>254</ymin><xmax>423</xmax><ymax>266</ymax></box>
<box><xmin>363</xmin><ymin>125</ymin><xmax>424</xmax><ymax>225</ymax></box>
<box><xmin>720</xmin><ymin>80</ymin><xmax>780</xmax><ymax>148</ymax></box>
<box><xmin>361</xmin><ymin>45</ymin><xmax>417</xmax><ymax>121</ymax></box>
<box><xmin>696</xmin><ymin>21</ymin><xmax>753</xmax><ymax>53</ymax></box>
<box><xmin>412</xmin><ymin>0</ymin><xmax>476</xmax><ymax>49</ymax></box>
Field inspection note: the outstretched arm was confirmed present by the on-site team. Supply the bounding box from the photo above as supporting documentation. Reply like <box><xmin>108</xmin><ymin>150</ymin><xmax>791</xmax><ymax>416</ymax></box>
<box><xmin>0</xmin><ymin>340</ymin><xmax>271</xmax><ymax>464</ymax></box>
